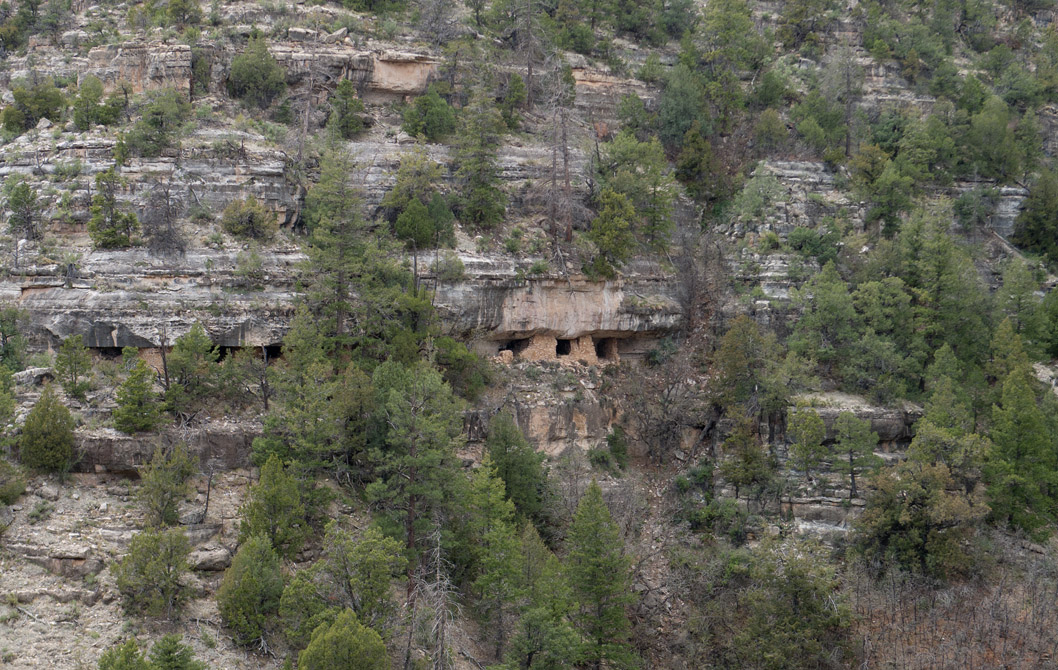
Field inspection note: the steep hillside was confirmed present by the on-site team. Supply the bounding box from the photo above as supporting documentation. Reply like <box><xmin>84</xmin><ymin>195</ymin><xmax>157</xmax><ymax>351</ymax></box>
<box><xmin>3</xmin><ymin>0</ymin><xmax>1058</xmax><ymax>667</ymax></box>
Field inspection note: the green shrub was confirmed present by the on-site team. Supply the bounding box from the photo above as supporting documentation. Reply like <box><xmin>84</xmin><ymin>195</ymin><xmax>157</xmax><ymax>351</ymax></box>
<box><xmin>297</xmin><ymin>609</ymin><xmax>388</xmax><ymax>670</ymax></box>
<box><xmin>114</xmin><ymin>358</ymin><xmax>162</xmax><ymax>434</ymax></box>
<box><xmin>401</xmin><ymin>84</ymin><xmax>456</xmax><ymax>141</ymax></box>
<box><xmin>71</xmin><ymin>75</ymin><xmax>123</xmax><ymax>131</ymax></box>
<box><xmin>220</xmin><ymin>196</ymin><xmax>277</xmax><ymax>240</ymax></box>
<box><xmin>239</xmin><ymin>454</ymin><xmax>307</xmax><ymax>559</ymax></box>
<box><xmin>55</xmin><ymin>334</ymin><xmax>91</xmax><ymax>400</ymax></box>
<box><xmin>2</xmin><ymin>79</ymin><xmax>64</xmax><ymax>133</ymax></box>
<box><xmin>87</xmin><ymin>168</ymin><xmax>140</xmax><ymax>249</ymax></box>
<box><xmin>137</xmin><ymin>444</ymin><xmax>196</xmax><ymax>527</ymax></box>
<box><xmin>19</xmin><ymin>385</ymin><xmax>75</xmax><ymax>473</ymax></box>
<box><xmin>114</xmin><ymin>527</ymin><xmax>191</xmax><ymax>619</ymax></box>
<box><xmin>227</xmin><ymin>34</ymin><xmax>286</xmax><ymax>108</ymax></box>
<box><xmin>116</xmin><ymin>89</ymin><xmax>190</xmax><ymax>159</ymax></box>
<box><xmin>0</xmin><ymin>459</ymin><xmax>25</xmax><ymax>505</ymax></box>
<box><xmin>218</xmin><ymin>534</ymin><xmax>284</xmax><ymax>646</ymax></box>
<box><xmin>327</xmin><ymin>80</ymin><xmax>365</xmax><ymax>139</ymax></box>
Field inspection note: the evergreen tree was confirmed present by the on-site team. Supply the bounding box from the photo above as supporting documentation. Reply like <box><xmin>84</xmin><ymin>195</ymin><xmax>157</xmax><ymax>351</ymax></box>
<box><xmin>3</xmin><ymin>175</ymin><xmax>39</xmax><ymax>240</ymax></box>
<box><xmin>379</xmin><ymin>145</ymin><xmax>444</xmax><ymax>218</ymax></box>
<box><xmin>1013</xmin><ymin>169</ymin><xmax>1058</xmax><ymax>263</ymax></box>
<box><xmin>788</xmin><ymin>403</ymin><xmax>826</xmax><ymax>481</ymax></box>
<box><xmin>996</xmin><ymin>259</ymin><xmax>1047</xmax><ymax>357</ymax></box>
<box><xmin>251</xmin><ymin>313</ymin><xmax>376</xmax><ymax>475</ymax></box>
<box><xmin>163</xmin><ymin>323</ymin><xmax>218</xmax><ymax>413</ymax></box>
<box><xmin>402</xmin><ymin>84</ymin><xmax>456</xmax><ymax>141</ymax></box>
<box><xmin>137</xmin><ymin>443</ymin><xmax>196</xmax><ymax>527</ymax></box>
<box><xmin>675</xmin><ymin>122</ymin><xmax>730</xmax><ymax>207</ymax></box>
<box><xmin>220</xmin><ymin>196</ymin><xmax>277</xmax><ymax>240</ymax></box>
<box><xmin>832</xmin><ymin>411</ymin><xmax>880</xmax><ymax>499</ymax></box>
<box><xmin>856</xmin><ymin>460</ymin><xmax>988</xmax><ymax>578</ymax></box>
<box><xmin>586</xmin><ymin>189</ymin><xmax>636</xmax><ymax>278</ymax></box>
<box><xmin>297</xmin><ymin>609</ymin><xmax>388</xmax><ymax>670</ymax></box>
<box><xmin>55</xmin><ymin>334</ymin><xmax>91</xmax><ymax>400</ymax></box>
<box><xmin>239</xmin><ymin>454</ymin><xmax>308</xmax><ymax>559</ymax></box>
<box><xmin>565</xmin><ymin>481</ymin><xmax>638</xmax><ymax>670</ymax></box>
<box><xmin>469</xmin><ymin>455</ymin><xmax>522</xmax><ymax>658</ymax></box>
<box><xmin>88</xmin><ymin>168</ymin><xmax>139</xmax><ymax>249</ymax></box>
<box><xmin>97</xmin><ymin>639</ymin><xmax>150</xmax><ymax>670</ymax></box>
<box><xmin>789</xmin><ymin>262</ymin><xmax>859</xmax><ymax>378</ymax></box>
<box><xmin>319</xmin><ymin>521</ymin><xmax>406</xmax><ymax>628</ymax></box>
<box><xmin>486</xmin><ymin>412</ymin><xmax>548</xmax><ymax>526</ymax></box>
<box><xmin>455</xmin><ymin>91</ymin><xmax>506</xmax><ymax>229</ymax></box>
<box><xmin>20</xmin><ymin>384</ymin><xmax>74</xmax><ymax>473</ymax></box>
<box><xmin>394</xmin><ymin>196</ymin><xmax>434</xmax><ymax>249</ymax></box>
<box><xmin>657</xmin><ymin>64</ymin><xmax>709</xmax><ymax>149</ymax></box>
<box><xmin>596</xmin><ymin>131</ymin><xmax>677</xmax><ymax>251</ymax></box>
<box><xmin>718</xmin><ymin>413</ymin><xmax>775</xmax><ymax>502</ymax></box>
<box><xmin>147</xmin><ymin>635</ymin><xmax>204</xmax><ymax>670</ymax></box>
<box><xmin>328</xmin><ymin>79</ymin><xmax>365</xmax><ymax>139</ymax></box>
<box><xmin>366</xmin><ymin>361</ymin><xmax>463</xmax><ymax>570</ymax></box>
<box><xmin>502</xmin><ymin>524</ymin><xmax>581</xmax><ymax>670</ymax></box>
<box><xmin>114</xmin><ymin>527</ymin><xmax>191</xmax><ymax>619</ymax></box>
<box><xmin>218</xmin><ymin>534</ymin><xmax>284</xmax><ymax>646</ymax></box>
<box><xmin>114</xmin><ymin>359</ymin><xmax>162</xmax><ymax>434</ymax></box>
<box><xmin>987</xmin><ymin>365</ymin><xmax>1057</xmax><ymax>538</ymax></box>
<box><xmin>227</xmin><ymin>34</ymin><xmax>286</xmax><ymax>108</ymax></box>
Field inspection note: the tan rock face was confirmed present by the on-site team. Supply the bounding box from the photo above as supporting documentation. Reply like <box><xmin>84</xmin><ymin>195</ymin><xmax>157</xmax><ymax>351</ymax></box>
<box><xmin>435</xmin><ymin>273</ymin><xmax>682</xmax><ymax>356</ymax></box>
<box><xmin>85</xmin><ymin>43</ymin><xmax>192</xmax><ymax>95</ymax></box>
<box><xmin>368</xmin><ymin>51</ymin><xmax>439</xmax><ymax>99</ymax></box>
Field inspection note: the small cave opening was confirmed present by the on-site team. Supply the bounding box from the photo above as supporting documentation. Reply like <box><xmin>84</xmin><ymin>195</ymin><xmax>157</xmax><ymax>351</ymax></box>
<box><xmin>218</xmin><ymin>344</ymin><xmax>284</xmax><ymax>363</ymax></box>
<box><xmin>594</xmin><ymin>337</ymin><xmax>618</xmax><ymax>360</ymax></box>
<box><xmin>500</xmin><ymin>338</ymin><xmax>531</xmax><ymax>356</ymax></box>
<box><xmin>556</xmin><ymin>339</ymin><xmax>572</xmax><ymax>356</ymax></box>
<box><xmin>93</xmin><ymin>346</ymin><xmax>126</xmax><ymax>360</ymax></box>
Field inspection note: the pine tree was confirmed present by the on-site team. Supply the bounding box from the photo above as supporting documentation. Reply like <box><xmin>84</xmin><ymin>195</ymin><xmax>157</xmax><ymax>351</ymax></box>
<box><xmin>226</xmin><ymin>34</ymin><xmax>286</xmax><ymax>108</ymax></box>
<box><xmin>502</xmin><ymin>523</ymin><xmax>582</xmax><ymax>670</ymax></box>
<box><xmin>486</xmin><ymin>412</ymin><xmax>548</xmax><ymax>525</ymax></box>
<box><xmin>137</xmin><ymin>443</ymin><xmax>196</xmax><ymax>527</ymax></box>
<box><xmin>565</xmin><ymin>480</ymin><xmax>638</xmax><ymax>670</ymax></box>
<box><xmin>469</xmin><ymin>455</ymin><xmax>522</xmax><ymax>658</ymax></box>
<box><xmin>218</xmin><ymin>534</ymin><xmax>284</xmax><ymax>646</ymax></box>
<box><xmin>596</xmin><ymin>131</ymin><xmax>676</xmax><ymax>251</ymax></box>
<box><xmin>239</xmin><ymin>454</ymin><xmax>308</xmax><ymax>559</ymax></box>
<box><xmin>114</xmin><ymin>359</ymin><xmax>162</xmax><ymax>434</ymax></box>
<box><xmin>20</xmin><ymin>384</ymin><xmax>74</xmax><ymax>473</ymax></box>
<box><xmin>394</xmin><ymin>196</ymin><xmax>434</xmax><ymax>249</ymax></box>
<box><xmin>718</xmin><ymin>413</ymin><xmax>775</xmax><ymax>502</ymax></box>
<box><xmin>87</xmin><ymin>168</ymin><xmax>139</xmax><ymax>249</ymax></box>
<box><xmin>328</xmin><ymin>80</ymin><xmax>365</xmax><ymax>139</ymax></box>
<box><xmin>788</xmin><ymin>403</ymin><xmax>826</xmax><ymax>481</ymax></box>
<box><xmin>455</xmin><ymin>91</ymin><xmax>506</xmax><ymax>229</ymax></box>
<box><xmin>401</xmin><ymin>84</ymin><xmax>456</xmax><ymax>141</ymax></box>
<box><xmin>55</xmin><ymin>334</ymin><xmax>91</xmax><ymax>400</ymax></box>
<box><xmin>366</xmin><ymin>361</ymin><xmax>463</xmax><ymax>573</ymax></box>
<box><xmin>586</xmin><ymin>189</ymin><xmax>636</xmax><ymax>278</ymax></box>
<box><xmin>3</xmin><ymin>175</ymin><xmax>39</xmax><ymax>240</ymax></box>
<box><xmin>987</xmin><ymin>365</ymin><xmax>1057</xmax><ymax>538</ymax></box>
<box><xmin>163</xmin><ymin>323</ymin><xmax>219</xmax><ymax>413</ymax></box>
<box><xmin>147</xmin><ymin>635</ymin><xmax>205</xmax><ymax>670</ymax></box>
<box><xmin>1013</xmin><ymin>169</ymin><xmax>1058</xmax><ymax>263</ymax></box>
<box><xmin>832</xmin><ymin>411</ymin><xmax>880</xmax><ymax>499</ymax></box>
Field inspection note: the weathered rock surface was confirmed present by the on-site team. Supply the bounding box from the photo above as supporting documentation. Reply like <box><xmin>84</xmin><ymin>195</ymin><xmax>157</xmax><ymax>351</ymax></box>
<box><xmin>77</xmin><ymin>422</ymin><xmax>258</xmax><ymax>474</ymax></box>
